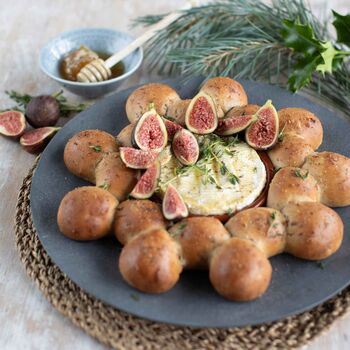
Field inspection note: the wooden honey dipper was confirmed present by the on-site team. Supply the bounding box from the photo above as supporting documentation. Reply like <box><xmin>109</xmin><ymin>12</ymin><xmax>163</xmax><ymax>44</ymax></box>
<box><xmin>77</xmin><ymin>1</ymin><xmax>197</xmax><ymax>83</ymax></box>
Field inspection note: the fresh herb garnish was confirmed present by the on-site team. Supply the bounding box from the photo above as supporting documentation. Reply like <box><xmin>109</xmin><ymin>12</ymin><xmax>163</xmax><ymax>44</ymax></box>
<box><xmin>278</xmin><ymin>126</ymin><xmax>286</xmax><ymax>142</ymax></box>
<box><xmin>89</xmin><ymin>145</ymin><xmax>102</xmax><ymax>152</ymax></box>
<box><xmin>270</xmin><ymin>212</ymin><xmax>276</xmax><ymax>221</ymax></box>
<box><xmin>316</xmin><ymin>261</ymin><xmax>326</xmax><ymax>269</ymax></box>
<box><xmin>294</xmin><ymin>169</ymin><xmax>309</xmax><ymax>179</ymax></box>
<box><xmin>130</xmin><ymin>293</ymin><xmax>140</xmax><ymax>301</ymax></box>
<box><xmin>226</xmin><ymin>208</ymin><xmax>234</xmax><ymax>216</ymax></box>
<box><xmin>148</xmin><ymin>102</ymin><xmax>155</xmax><ymax>110</ymax></box>
<box><xmin>99</xmin><ymin>182</ymin><xmax>110</xmax><ymax>190</ymax></box>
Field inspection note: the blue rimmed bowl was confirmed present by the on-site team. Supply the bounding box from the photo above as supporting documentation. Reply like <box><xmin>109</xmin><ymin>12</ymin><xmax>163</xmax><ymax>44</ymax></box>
<box><xmin>39</xmin><ymin>28</ymin><xmax>143</xmax><ymax>99</ymax></box>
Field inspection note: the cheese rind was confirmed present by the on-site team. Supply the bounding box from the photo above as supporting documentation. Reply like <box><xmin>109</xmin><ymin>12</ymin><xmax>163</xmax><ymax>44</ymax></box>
<box><xmin>159</xmin><ymin>141</ymin><xmax>266</xmax><ymax>215</ymax></box>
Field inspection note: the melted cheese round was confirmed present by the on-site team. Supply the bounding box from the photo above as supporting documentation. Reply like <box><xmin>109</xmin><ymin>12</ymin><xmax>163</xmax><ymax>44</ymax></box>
<box><xmin>159</xmin><ymin>141</ymin><xmax>266</xmax><ymax>216</ymax></box>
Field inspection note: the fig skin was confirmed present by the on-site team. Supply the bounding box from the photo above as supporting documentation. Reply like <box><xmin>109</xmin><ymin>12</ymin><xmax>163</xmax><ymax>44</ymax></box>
<box><xmin>172</xmin><ymin>129</ymin><xmax>199</xmax><ymax>166</ymax></box>
<box><xmin>25</xmin><ymin>95</ymin><xmax>60</xmax><ymax>127</ymax></box>
<box><xmin>0</xmin><ymin>111</ymin><xmax>26</xmax><ymax>138</ymax></box>
<box><xmin>116</xmin><ymin>123</ymin><xmax>134</xmax><ymax>147</ymax></box>
<box><xmin>20</xmin><ymin>127</ymin><xmax>60</xmax><ymax>154</ymax></box>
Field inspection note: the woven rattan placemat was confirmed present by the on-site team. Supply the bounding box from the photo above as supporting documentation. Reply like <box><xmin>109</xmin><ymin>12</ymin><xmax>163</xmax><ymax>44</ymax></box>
<box><xmin>14</xmin><ymin>161</ymin><xmax>350</xmax><ymax>350</ymax></box>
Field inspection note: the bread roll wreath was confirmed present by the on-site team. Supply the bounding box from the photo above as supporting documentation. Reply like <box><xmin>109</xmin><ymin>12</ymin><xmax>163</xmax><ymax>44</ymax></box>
<box><xmin>57</xmin><ymin>77</ymin><xmax>349</xmax><ymax>301</ymax></box>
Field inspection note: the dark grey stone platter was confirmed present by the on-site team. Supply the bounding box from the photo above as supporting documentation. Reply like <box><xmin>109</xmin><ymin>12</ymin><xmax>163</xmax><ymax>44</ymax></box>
<box><xmin>30</xmin><ymin>77</ymin><xmax>350</xmax><ymax>328</ymax></box>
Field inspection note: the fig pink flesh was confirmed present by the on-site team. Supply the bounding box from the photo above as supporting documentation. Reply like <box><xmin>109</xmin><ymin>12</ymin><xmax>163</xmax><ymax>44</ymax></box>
<box><xmin>121</xmin><ymin>147</ymin><xmax>159</xmax><ymax>168</ymax></box>
<box><xmin>173</xmin><ymin>130</ymin><xmax>198</xmax><ymax>164</ymax></box>
<box><xmin>137</xmin><ymin>114</ymin><xmax>165</xmax><ymax>149</ymax></box>
<box><xmin>0</xmin><ymin>111</ymin><xmax>25</xmax><ymax>135</ymax></box>
<box><xmin>163</xmin><ymin>185</ymin><xmax>188</xmax><ymax>219</ymax></box>
<box><xmin>163</xmin><ymin>118</ymin><xmax>182</xmax><ymax>139</ymax></box>
<box><xmin>189</xmin><ymin>97</ymin><xmax>215</xmax><ymax>130</ymax></box>
<box><xmin>20</xmin><ymin>127</ymin><xmax>56</xmax><ymax>145</ymax></box>
<box><xmin>247</xmin><ymin>107</ymin><xmax>277</xmax><ymax>148</ymax></box>
<box><xmin>217</xmin><ymin>114</ymin><xmax>254</xmax><ymax>133</ymax></box>
<box><xmin>131</xmin><ymin>162</ymin><xmax>159</xmax><ymax>196</ymax></box>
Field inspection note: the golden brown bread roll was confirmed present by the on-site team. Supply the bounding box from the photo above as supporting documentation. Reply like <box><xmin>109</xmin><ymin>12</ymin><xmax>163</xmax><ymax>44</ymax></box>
<box><xmin>116</xmin><ymin>123</ymin><xmax>134</xmax><ymax>147</ymax></box>
<box><xmin>125</xmin><ymin>83</ymin><xmax>180</xmax><ymax>124</ymax></box>
<box><xmin>267</xmin><ymin>134</ymin><xmax>314</xmax><ymax>168</ymax></box>
<box><xmin>209</xmin><ymin>237</ymin><xmax>272</xmax><ymax>301</ymax></box>
<box><xmin>200</xmin><ymin>77</ymin><xmax>248</xmax><ymax>118</ymax></box>
<box><xmin>119</xmin><ymin>229</ymin><xmax>183</xmax><ymax>293</ymax></box>
<box><xmin>169</xmin><ymin>217</ymin><xmax>230</xmax><ymax>269</ymax></box>
<box><xmin>225</xmin><ymin>208</ymin><xmax>286</xmax><ymax>257</ymax></box>
<box><xmin>57</xmin><ymin>186</ymin><xmax>118</xmax><ymax>241</ymax></box>
<box><xmin>64</xmin><ymin>130</ymin><xmax>118</xmax><ymax>183</ymax></box>
<box><xmin>166</xmin><ymin>99</ymin><xmax>191</xmax><ymax>126</ymax></box>
<box><xmin>282</xmin><ymin>202</ymin><xmax>343</xmax><ymax>260</ymax></box>
<box><xmin>95</xmin><ymin>152</ymin><xmax>139</xmax><ymax>201</ymax></box>
<box><xmin>278</xmin><ymin>108</ymin><xmax>323</xmax><ymax>150</ymax></box>
<box><xmin>267</xmin><ymin>167</ymin><xmax>320</xmax><ymax>210</ymax></box>
<box><xmin>302</xmin><ymin>151</ymin><xmax>350</xmax><ymax>207</ymax></box>
<box><xmin>114</xmin><ymin>199</ymin><xmax>167</xmax><ymax>245</ymax></box>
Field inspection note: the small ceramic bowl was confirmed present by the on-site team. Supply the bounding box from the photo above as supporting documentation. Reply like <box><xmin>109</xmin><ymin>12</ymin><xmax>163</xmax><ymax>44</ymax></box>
<box><xmin>40</xmin><ymin>28</ymin><xmax>143</xmax><ymax>99</ymax></box>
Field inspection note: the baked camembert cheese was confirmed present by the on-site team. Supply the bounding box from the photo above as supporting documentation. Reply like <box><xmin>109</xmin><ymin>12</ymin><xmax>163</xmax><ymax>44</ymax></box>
<box><xmin>159</xmin><ymin>135</ymin><xmax>266</xmax><ymax>215</ymax></box>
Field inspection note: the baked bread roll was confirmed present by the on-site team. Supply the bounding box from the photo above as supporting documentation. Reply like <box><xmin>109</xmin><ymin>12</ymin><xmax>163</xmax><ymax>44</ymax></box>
<box><xmin>126</xmin><ymin>83</ymin><xmax>180</xmax><ymax>123</ymax></box>
<box><xmin>200</xmin><ymin>77</ymin><xmax>248</xmax><ymax>118</ymax></box>
<box><xmin>278</xmin><ymin>108</ymin><xmax>323</xmax><ymax>150</ymax></box>
<box><xmin>209</xmin><ymin>237</ymin><xmax>272</xmax><ymax>301</ymax></box>
<box><xmin>169</xmin><ymin>217</ymin><xmax>230</xmax><ymax>269</ymax></box>
<box><xmin>167</xmin><ymin>99</ymin><xmax>191</xmax><ymax>126</ymax></box>
<box><xmin>116</xmin><ymin>123</ymin><xmax>134</xmax><ymax>147</ymax></box>
<box><xmin>95</xmin><ymin>152</ymin><xmax>139</xmax><ymax>201</ymax></box>
<box><xmin>302</xmin><ymin>151</ymin><xmax>350</xmax><ymax>207</ymax></box>
<box><xmin>119</xmin><ymin>229</ymin><xmax>183</xmax><ymax>293</ymax></box>
<box><xmin>282</xmin><ymin>202</ymin><xmax>343</xmax><ymax>260</ymax></box>
<box><xmin>267</xmin><ymin>134</ymin><xmax>314</xmax><ymax>168</ymax></box>
<box><xmin>64</xmin><ymin>130</ymin><xmax>118</xmax><ymax>183</ymax></box>
<box><xmin>114</xmin><ymin>199</ymin><xmax>167</xmax><ymax>245</ymax></box>
<box><xmin>225</xmin><ymin>207</ymin><xmax>286</xmax><ymax>257</ymax></box>
<box><xmin>267</xmin><ymin>167</ymin><xmax>320</xmax><ymax>210</ymax></box>
<box><xmin>57</xmin><ymin>186</ymin><xmax>118</xmax><ymax>240</ymax></box>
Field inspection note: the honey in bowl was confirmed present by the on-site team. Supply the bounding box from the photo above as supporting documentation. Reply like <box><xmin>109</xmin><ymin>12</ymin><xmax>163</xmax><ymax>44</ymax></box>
<box><xmin>60</xmin><ymin>45</ymin><xmax>125</xmax><ymax>82</ymax></box>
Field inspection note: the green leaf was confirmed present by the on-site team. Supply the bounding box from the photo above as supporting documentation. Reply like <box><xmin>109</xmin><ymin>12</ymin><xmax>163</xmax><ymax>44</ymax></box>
<box><xmin>316</xmin><ymin>41</ymin><xmax>339</xmax><ymax>75</ymax></box>
<box><xmin>332</xmin><ymin>10</ymin><xmax>350</xmax><ymax>47</ymax></box>
<box><xmin>281</xmin><ymin>19</ymin><xmax>322</xmax><ymax>55</ymax></box>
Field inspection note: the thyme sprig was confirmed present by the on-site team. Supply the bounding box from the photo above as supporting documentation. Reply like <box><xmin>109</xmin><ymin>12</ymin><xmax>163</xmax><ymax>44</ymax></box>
<box><xmin>162</xmin><ymin>134</ymin><xmax>240</xmax><ymax>188</ymax></box>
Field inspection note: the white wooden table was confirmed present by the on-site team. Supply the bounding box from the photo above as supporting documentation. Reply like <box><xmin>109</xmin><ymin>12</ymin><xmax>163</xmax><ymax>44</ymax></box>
<box><xmin>0</xmin><ymin>0</ymin><xmax>349</xmax><ymax>349</ymax></box>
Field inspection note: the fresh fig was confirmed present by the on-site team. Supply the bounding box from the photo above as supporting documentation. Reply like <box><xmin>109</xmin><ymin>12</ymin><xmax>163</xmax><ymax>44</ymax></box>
<box><xmin>132</xmin><ymin>110</ymin><xmax>168</xmax><ymax>152</ymax></box>
<box><xmin>172</xmin><ymin>129</ymin><xmax>199</xmax><ymax>166</ymax></box>
<box><xmin>120</xmin><ymin>147</ymin><xmax>159</xmax><ymax>169</ymax></box>
<box><xmin>162</xmin><ymin>117</ymin><xmax>183</xmax><ymax>140</ymax></box>
<box><xmin>0</xmin><ymin>111</ymin><xmax>26</xmax><ymax>138</ymax></box>
<box><xmin>216</xmin><ymin>115</ymin><xmax>256</xmax><ymax>136</ymax></box>
<box><xmin>25</xmin><ymin>95</ymin><xmax>60</xmax><ymax>127</ymax></box>
<box><xmin>245</xmin><ymin>100</ymin><xmax>279</xmax><ymax>150</ymax></box>
<box><xmin>130</xmin><ymin>160</ymin><xmax>161</xmax><ymax>199</ymax></box>
<box><xmin>20</xmin><ymin>127</ymin><xmax>60</xmax><ymax>154</ymax></box>
<box><xmin>185</xmin><ymin>91</ymin><xmax>218</xmax><ymax>134</ymax></box>
<box><xmin>162</xmin><ymin>184</ymin><xmax>188</xmax><ymax>220</ymax></box>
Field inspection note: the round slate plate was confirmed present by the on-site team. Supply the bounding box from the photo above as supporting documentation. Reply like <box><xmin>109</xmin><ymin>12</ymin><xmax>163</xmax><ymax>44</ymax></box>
<box><xmin>31</xmin><ymin>77</ymin><xmax>350</xmax><ymax>328</ymax></box>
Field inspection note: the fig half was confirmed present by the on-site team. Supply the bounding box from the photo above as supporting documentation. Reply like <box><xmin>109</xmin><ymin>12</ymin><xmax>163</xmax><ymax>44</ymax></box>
<box><xmin>130</xmin><ymin>160</ymin><xmax>161</xmax><ymax>199</ymax></box>
<box><xmin>132</xmin><ymin>110</ymin><xmax>168</xmax><ymax>152</ymax></box>
<box><xmin>120</xmin><ymin>147</ymin><xmax>160</xmax><ymax>169</ymax></box>
<box><xmin>162</xmin><ymin>184</ymin><xmax>188</xmax><ymax>220</ymax></box>
<box><xmin>172</xmin><ymin>129</ymin><xmax>199</xmax><ymax>166</ymax></box>
<box><xmin>185</xmin><ymin>92</ymin><xmax>218</xmax><ymax>134</ymax></box>
<box><xmin>20</xmin><ymin>126</ymin><xmax>60</xmax><ymax>154</ymax></box>
<box><xmin>245</xmin><ymin>100</ymin><xmax>279</xmax><ymax>150</ymax></box>
<box><xmin>162</xmin><ymin>117</ymin><xmax>183</xmax><ymax>140</ymax></box>
<box><xmin>0</xmin><ymin>111</ymin><xmax>26</xmax><ymax>138</ymax></box>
